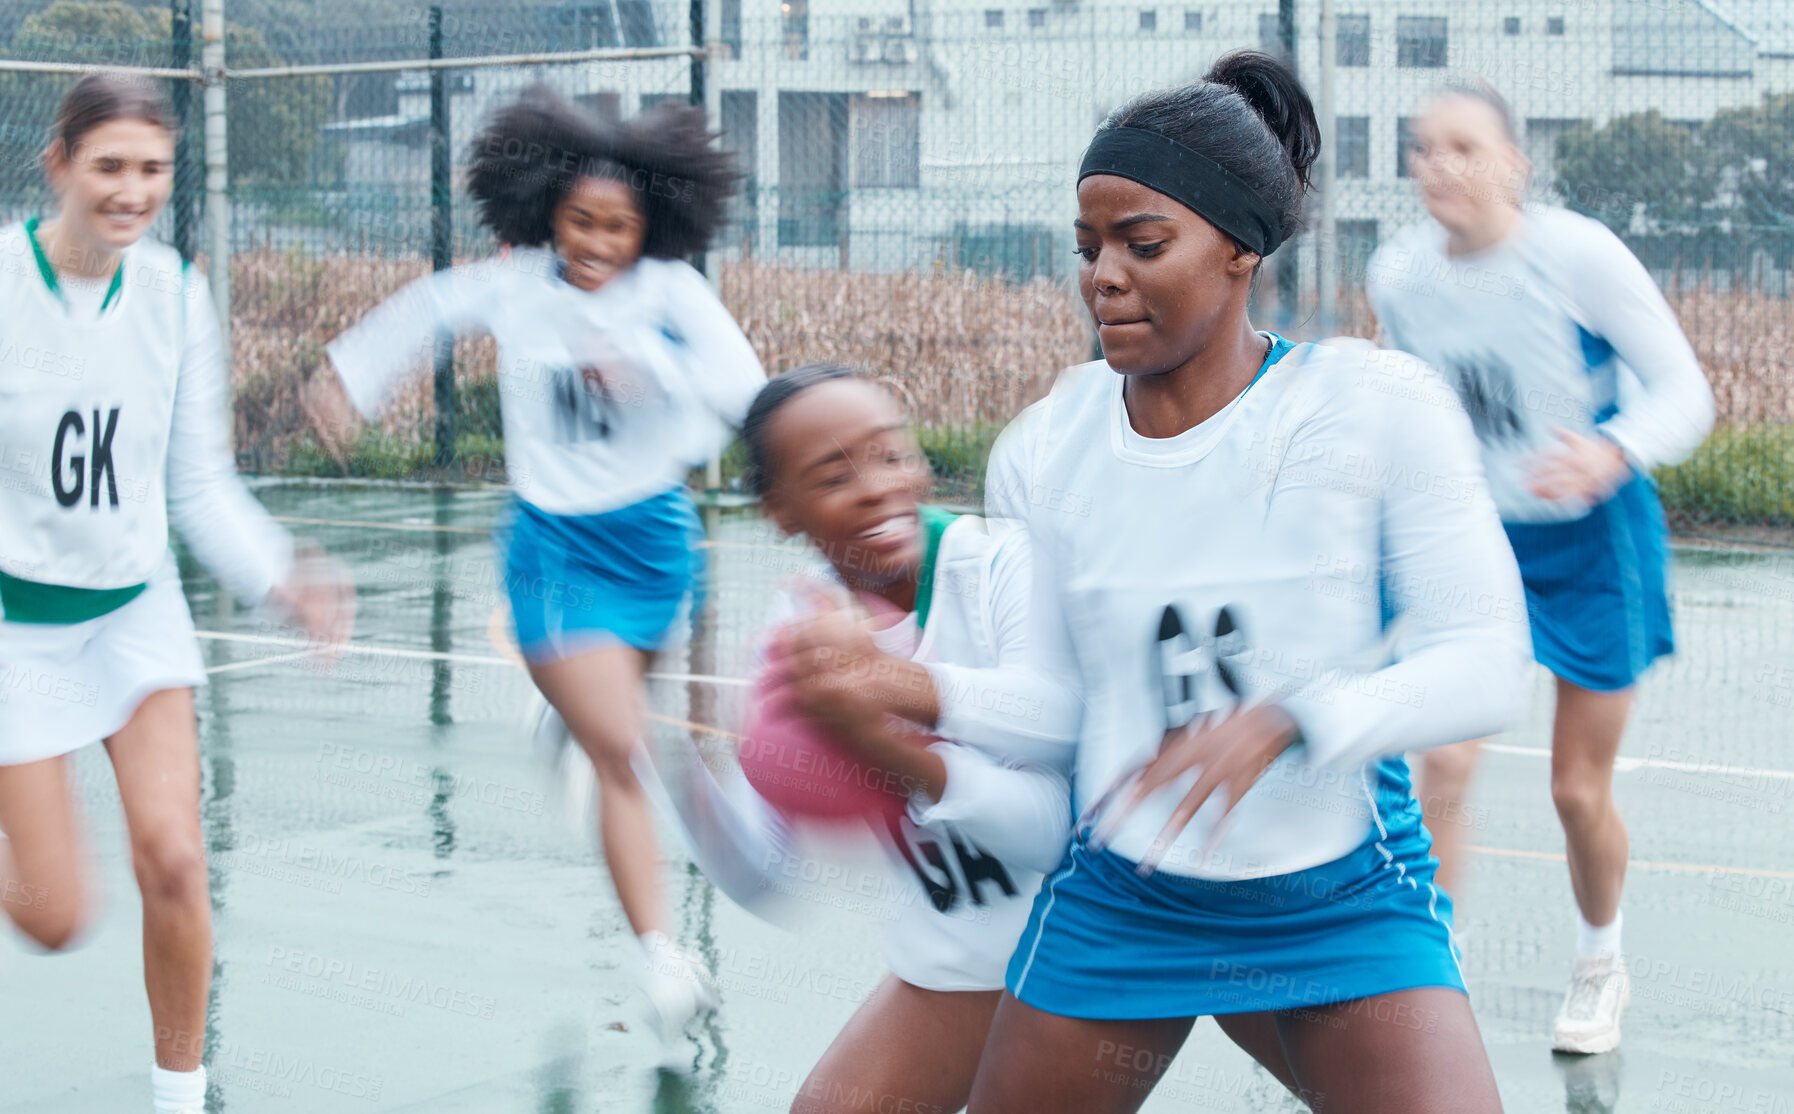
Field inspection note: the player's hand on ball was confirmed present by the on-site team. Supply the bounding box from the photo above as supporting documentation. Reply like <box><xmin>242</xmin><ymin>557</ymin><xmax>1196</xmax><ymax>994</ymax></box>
<box><xmin>1525</xmin><ymin>427</ymin><xmax>1631</xmax><ymax>505</ymax></box>
<box><xmin>778</xmin><ymin>601</ymin><xmax>882</xmax><ymax>689</ymax></box>
<box><xmin>773</xmin><ymin>603</ymin><xmax>889</xmax><ymax>748</ymax></box>
<box><xmin>1098</xmin><ymin>703</ymin><xmax>1300</xmax><ymax>877</ymax></box>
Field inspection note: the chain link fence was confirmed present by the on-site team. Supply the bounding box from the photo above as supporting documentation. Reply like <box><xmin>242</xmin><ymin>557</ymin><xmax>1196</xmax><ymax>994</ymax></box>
<box><xmin>0</xmin><ymin>0</ymin><xmax>1789</xmax><ymax>535</ymax></box>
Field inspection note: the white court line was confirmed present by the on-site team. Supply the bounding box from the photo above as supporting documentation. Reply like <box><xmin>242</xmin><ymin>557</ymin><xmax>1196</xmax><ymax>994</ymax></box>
<box><xmin>272</xmin><ymin>514</ymin><xmax>486</xmax><ymax>535</ymax></box>
<box><xmin>192</xmin><ymin>630</ymin><xmax>751</xmax><ymax>687</ymax></box>
<box><xmin>269</xmin><ymin>514</ymin><xmax>791</xmax><ymax>550</ymax></box>
<box><xmin>1467</xmin><ymin>844</ymin><xmax>1794</xmax><ymax>881</ymax></box>
<box><xmin>1482</xmin><ymin>742</ymin><xmax>1794</xmax><ymax>782</ymax></box>
<box><xmin>204</xmin><ymin>647</ymin><xmax>324</xmax><ymax>675</ymax></box>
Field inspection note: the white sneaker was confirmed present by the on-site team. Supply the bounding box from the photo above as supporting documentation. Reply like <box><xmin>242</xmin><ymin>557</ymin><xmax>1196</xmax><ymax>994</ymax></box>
<box><xmin>523</xmin><ymin>693</ymin><xmax>597</xmax><ymax>835</ymax></box>
<box><xmin>1552</xmin><ymin>950</ymin><xmax>1630</xmax><ymax>1054</ymax></box>
<box><xmin>639</xmin><ymin>932</ymin><xmax>719</xmax><ymax>1070</ymax></box>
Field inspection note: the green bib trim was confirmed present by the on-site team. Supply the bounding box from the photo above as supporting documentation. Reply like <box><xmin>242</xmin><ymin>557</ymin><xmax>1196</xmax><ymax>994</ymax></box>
<box><xmin>25</xmin><ymin>215</ymin><xmax>125</xmax><ymax>313</ymax></box>
<box><xmin>0</xmin><ymin>571</ymin><xmax>146</xmax><ymax>624</ymax></box>
<box><xmin>915</xmin><ymin>504</ymin><xmax>958</xmax><ymax>631</ymax></box>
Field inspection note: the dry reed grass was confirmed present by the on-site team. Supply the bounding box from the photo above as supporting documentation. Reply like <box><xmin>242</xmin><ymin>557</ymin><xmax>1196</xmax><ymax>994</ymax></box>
<box><xmin>227</xmin><ymin>250</ymin><xmax>1785</xmax><ymax>474</ymax></box>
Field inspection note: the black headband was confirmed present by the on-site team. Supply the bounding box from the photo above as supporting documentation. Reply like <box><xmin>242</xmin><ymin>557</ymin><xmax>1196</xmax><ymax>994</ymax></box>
<box><xmin>1078</xmin><ymin>127</ymin><xmax>1284</xmax><ymax>257</ymax></box>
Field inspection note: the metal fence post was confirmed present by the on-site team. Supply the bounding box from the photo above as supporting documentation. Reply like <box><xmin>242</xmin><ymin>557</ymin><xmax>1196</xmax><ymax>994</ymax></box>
<box><xmin>1272</xmin><ymin>0</ymin><xmax>1297</xmax><ymax>331</ymax></box>
<box><xmin>689</xmin><ymin>0</ymin><xmax>707</xmax><ymax>281</ymax></box>
<box><xmin>692</xmin><ymin>0</ymin><xmax>724</xmax><ymax>494</ymax></box>
<box><xmin>430</xmin><ymin>5</ymin><xmax>455</xmax><ymax>467</ymax></box>
<box><xmin>1316</xmin><ymin>0</ymin><xmax>1336</xmax><ymax>336</ymax></box>
<box><xmin>202</xmin><ymin>0</ymin><xmax>229</xmax><ymax>350</ymax></box>
<box><xmin>170</xmin><ymin>0</ymin><xmax>196</xmax><ymax>261</ymax></box>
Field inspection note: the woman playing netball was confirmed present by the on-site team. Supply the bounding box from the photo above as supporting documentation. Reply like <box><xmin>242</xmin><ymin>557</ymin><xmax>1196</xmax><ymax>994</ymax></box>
<box><xmin>965</xmin><ymin>52</ymin><xmax>1533</xmax><ymax>1114</ymax></box>
<box><xmin>1368</xmin><ymin>82</ymin><xmax>1714</xmax><ymax>1054</ymax></box>
<box><xmin>312</xmin><ymin>86</ymin><xmax>763</xmax><ymax>1056</ymax></box>
<box><xmin>0</xmin><ymin>74</ymin><xmax>353</xmax><ymax>1114</ymax></box>
<box><xmin>732</xmin><ymin>364</ymin><xmax>1078</xmax><ymax>1113</ymax></box>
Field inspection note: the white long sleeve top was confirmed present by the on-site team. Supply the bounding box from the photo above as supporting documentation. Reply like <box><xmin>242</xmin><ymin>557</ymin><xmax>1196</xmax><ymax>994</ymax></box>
<box><xmin>1368</xmin><ymin>206</ymin><xmax>1715</xmax><ymax>523</ymax></box>
<box><xmin>327</xmin><ymin>248</ymin><xmax>765</xmax><ymax>516</ymax></box>
<box><xmin>0</xmin><ymin>222</ymin><xmax>292</xmax><ymax>606</ymax></box>
<box><xmin>985</xmin><ymin>338</ymin><xmax>1534</xmax><ymax>880</ymax></box>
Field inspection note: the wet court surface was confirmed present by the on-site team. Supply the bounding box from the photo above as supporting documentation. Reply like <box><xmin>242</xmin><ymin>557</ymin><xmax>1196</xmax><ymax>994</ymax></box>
<box><xmin>3</xmin><ymin>482</ymin><xmax>1791</xmax><ymax>1114</ymax></box>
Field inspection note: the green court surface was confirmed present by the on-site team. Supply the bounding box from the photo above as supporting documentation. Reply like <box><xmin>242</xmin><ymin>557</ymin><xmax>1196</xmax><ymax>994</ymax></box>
<box><xmin>3</xmin><ymin>482</ymin><xmax>1791</xmax><ymax>1113</ymax></box>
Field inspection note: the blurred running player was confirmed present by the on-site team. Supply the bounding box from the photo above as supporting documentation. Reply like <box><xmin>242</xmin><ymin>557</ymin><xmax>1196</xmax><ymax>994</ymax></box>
<box><xmin>744</xmin><ymin>365</ymin><xmax>1079</xmax><ymax>1114</ymax></box>
<box><xmin>616</xmin><ymin>364</ymin><xmax>1080</xmax><ymax>1111</ymax></box>
<box><xmin>1368</xmin><ymin>81</ymin><xmax>1714</xmax><ymax>1054</ymax></box>
<box><xmin>0</xmin><ymin>74</ymin><xmax>353</xmax><ymax>1114</ymax></box>
<box><xmin>310</xmin><ymin>86</ymin><xmax>764</xmax><ymax>1058</ymax></box>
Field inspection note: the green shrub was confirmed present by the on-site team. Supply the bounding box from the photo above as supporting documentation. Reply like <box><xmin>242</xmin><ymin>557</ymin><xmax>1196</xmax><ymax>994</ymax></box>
<box><xmin>1656</xmin><ymin>424</ymin><xmax>1794</xmax><ymax>526</ymax></box>
<box><xmin>458</xmin><ymin>376</ymin><xmax>504</xmax><ymax>441</ymax></box>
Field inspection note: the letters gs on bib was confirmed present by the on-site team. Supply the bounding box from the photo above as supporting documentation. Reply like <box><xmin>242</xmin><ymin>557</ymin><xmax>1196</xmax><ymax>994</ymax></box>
<box><xmin>1156</xmin><ymin>603</ymin><xmax>1252</xmax><ymax>732</ymax></box>
<box><xmin>51</xmin><ymin>407</ymin><xmax>123</xmax><ymax>509</ymax></box>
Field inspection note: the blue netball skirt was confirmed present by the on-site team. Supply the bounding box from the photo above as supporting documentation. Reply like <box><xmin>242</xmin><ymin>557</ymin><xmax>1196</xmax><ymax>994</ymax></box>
<box><xmin>496</xmin><ymin>488</ymin><xmax>706</xmax><ymax>664</ymax></box>
<box><xmin>1006</xmin><ymin>758</ymin><xmax>1462</xmax><ymax>1020</ymax></box>
<box><xmin>1503</xmin><ymin>473</ymin><xmax>1674</xmax><ymax>692</ymax></box>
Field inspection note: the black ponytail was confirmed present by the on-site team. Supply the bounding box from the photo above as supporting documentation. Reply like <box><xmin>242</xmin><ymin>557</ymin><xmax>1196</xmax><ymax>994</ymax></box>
<box><xmin>1101</xmin><ymin>50</ymin><xmax>1320</xmax><ymax>252</ymax></box>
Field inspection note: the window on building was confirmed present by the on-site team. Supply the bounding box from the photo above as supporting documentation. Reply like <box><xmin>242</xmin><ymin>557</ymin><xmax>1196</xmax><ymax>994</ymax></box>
<box><xmin>986</xmin><ymin>9</ymin><xmax>1004</xmax><ymax>28</ymax></box>
<box><xmin>778</xmin><ymin>91</ymin><xmax>846</xmax><ymax>245</ymax></box>
<box><xmin>1337</xmin><ymin>14</ymin><xmax>1369</xmax><ymax>66</ymax></box>
<box><xmin>1503</xmin><ymin>16</ymin><xmax>1520</xmax><ymax>36</ymax></box>
<box><xmin>574</xmin><ymin>91</ymin><xmax>622</xmax><ymax>124</ymax></box>
<box><xmin>721</xmin><ymin>89</ymin><xmax>758</xmax><ymax>250</ymax></box>
<box><xmin>616</xmin><ymin>0</ymin><xmax>658</xmax><ymax>47</ymax></box>
<box><xmin>1336</xmin><ymin>219</ymin><xmax>1379</xmax><ymax>287</ymax></box>
<box><xmin>782</xmin><ymin>0</ymin><xmax>809</xmax><ymax>60</ymax></box>
<box><xmin>1029</xmin><ymin>8</ymin><xmax>1047</xmax><ymax>28</ymax></box>
<box><xmin>1258</xmin><ymin>12</ymin><xmax>1285</xmax><ymax>57</ymax></box>
<box><xmin>1525</xmin><ymin>117</ymin><xmax>1583</xmax><ymax>189</ymax></box>
<box><xmin>721</xmin><ymin>90</ymin><xmax>758</xmax><ymax>194</ymax></box>
<box><xmin>851</xmin><ymin>92</ymin><xmax>920</xmax><ymax>189</ymax></box>
<box><xmin>1139</xmin><ymin>10</ymin><xmax>1157</xmax><ymax>32</ymax></box>
<box><xmin>955</xmin><ymin>222</ymin><xmax>1057</xmax><ymax>283</ymax></box>
<box><xmin>719</xmin><ymin>0</ymin><xmax>742</xmax><ymax>57</ymax></box>
<box><xmin>1546</xmin><ymin>16</ymin><xmax>1564</xmax><ymax>35</ymax></box>
<box><xmin>576</xmin><ymin>3</ymin><xmax>617</xmax><ymax>48</ymax></box>
<box><xmin>339</xmin><ymin>74</ymin><xmax>398</xmax><ymax>119</ymax></box>
<box><xmin>1184</xmin><ymin>10</ymin><xmax>1201</xmax><ymax>32</ymax></box>
<box><xmin>641</xmin><ymin>92</ymin><xmax>683</xmax><ymax>113</ymax></box>
<box><xmin>1395</xmin><ymin>15</ymin><xmax>1447</xmax><ymax>68</ymax></box>
<box><xmin>1396</xmin><ymin>116</ymin><xmax>1415</xmax><ymax>177</ymax></box>
<box><xmin>1336</xmin><ymin>116</ymin><xmax>1369</xmax><ymax>178</ymax></box>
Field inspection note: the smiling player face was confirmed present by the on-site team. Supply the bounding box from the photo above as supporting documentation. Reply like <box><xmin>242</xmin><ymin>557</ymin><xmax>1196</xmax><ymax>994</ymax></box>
<box><xmin>551</xmin><ymin>175</ymin><xmax>647</xmax><ymax>292</ymax></box>
<box><xmin>760</xmin><ymin>379</ymin><xmax>932</xmax><ymax>591</ymax></box>
<box><xmin>1073</xmin><ymin>175</ymin><xmax>1259</xmax><ymax>376</ymax></box>
<box><xmin>46</xmin><ymin>118</ymin><xmax>174</xmax><ymax>261</ymax></box>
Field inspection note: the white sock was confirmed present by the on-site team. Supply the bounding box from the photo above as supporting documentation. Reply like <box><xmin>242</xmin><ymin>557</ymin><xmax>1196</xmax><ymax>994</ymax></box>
<box><xmin>151</xmin><ymin>1064</ymin><xmax>206</xmax><ymax>1113</ymax></box>
<box><xmin>1576</xmin><ymin>910</ymin><xmax>1622</xmax><ymax>958</ymax></box>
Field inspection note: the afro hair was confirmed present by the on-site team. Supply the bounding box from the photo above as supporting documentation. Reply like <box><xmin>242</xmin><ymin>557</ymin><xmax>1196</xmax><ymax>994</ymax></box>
<box><xmin>465</xmin><ymin>84</ymin><xmax>742</xmax><ymax>258</ymax></box>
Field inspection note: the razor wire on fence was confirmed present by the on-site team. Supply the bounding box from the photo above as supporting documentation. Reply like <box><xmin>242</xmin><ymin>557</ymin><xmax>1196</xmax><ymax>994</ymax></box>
<box><xmin>0</xmin><ymin>0</ymin><xmax>1789</xmax><ymax>539</ymax></box>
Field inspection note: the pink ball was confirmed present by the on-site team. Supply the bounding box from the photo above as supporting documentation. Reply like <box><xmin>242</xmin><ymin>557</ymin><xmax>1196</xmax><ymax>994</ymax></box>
<box><xmin>738</xmin><ymin>664</ymin><xmax>911</xmax><ymax>827</ymax></box>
